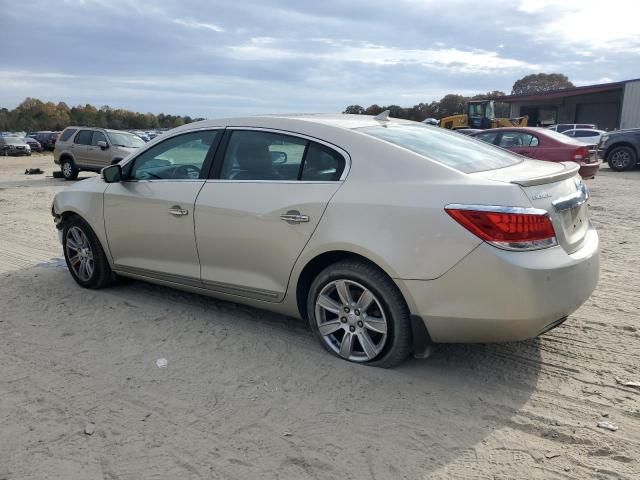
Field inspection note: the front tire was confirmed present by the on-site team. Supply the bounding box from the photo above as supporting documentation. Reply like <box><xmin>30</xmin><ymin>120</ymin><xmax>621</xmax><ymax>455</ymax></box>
<box><xmin>608</xmin><ymin>146</ymin><xmax>637</xmax><ymax>171</ymax></box>
<box><xmin>307</xmin><ymin>260</ymin><xmax>412</xmax><ymax>368</ymax></box>
<box><xmin>62</xmin><ymin>216</ymin><xmax>114</xmax><ymax>289</ymax></box>
<box><xmin>61</xmin><ymin>158</ymin><xmax>79</xmax><ymax>180</ymax></box>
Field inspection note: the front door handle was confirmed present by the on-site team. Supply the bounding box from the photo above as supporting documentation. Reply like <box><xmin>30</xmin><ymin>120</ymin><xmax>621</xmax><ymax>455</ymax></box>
<box><xmin>280</xmin><ymin>210</ymin><xmax>310</xmax><ymax>223</ymax></box>
<box><xmin>168</xmin><ymin>205</ymin><xmax>189</xmax><ymax>216</ymax></box>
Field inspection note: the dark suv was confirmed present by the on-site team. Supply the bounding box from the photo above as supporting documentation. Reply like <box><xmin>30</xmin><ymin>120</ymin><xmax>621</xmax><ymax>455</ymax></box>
<box><xmin>30</xmin><ymin>131</ymin><xmax>60</xmax><ymax>151</ymax></box>
<box><xmin>600</xmin><ymin>129</ymin><xmax>640</xmax><ymax>171</ymax></box>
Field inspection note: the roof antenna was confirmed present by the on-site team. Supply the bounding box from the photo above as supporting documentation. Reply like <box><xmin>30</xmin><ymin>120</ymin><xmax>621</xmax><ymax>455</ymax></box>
<box><xmin>373</xmin><ymin>110</ymin><xmax>391</xmax><ymax>121</ymax></box>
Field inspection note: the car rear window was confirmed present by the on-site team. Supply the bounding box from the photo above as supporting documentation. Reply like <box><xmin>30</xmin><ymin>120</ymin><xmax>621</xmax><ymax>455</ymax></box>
<box><xmin>59</xmin><ymin>128</ymin><xmax>77</xmax><ymax>142</ymax></box>
<box><xmin>357</xmin><ymin>124</ymin><xmax>522</xmax><ymax>173</ymax></box>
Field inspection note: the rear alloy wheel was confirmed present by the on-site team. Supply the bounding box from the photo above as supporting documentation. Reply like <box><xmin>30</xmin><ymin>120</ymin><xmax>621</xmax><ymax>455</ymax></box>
<box><xmin>61</xmin><ymin>159</ymin><xmax>79</xmax><ymax>180</ymax></box>
<box><xmin>308</xmin><ymin>260</ymin><xmax>413</xmax><ymax>367</ymax></box>
<box><xmin>63</xmin><ymin>217</ymin><xmax>114</xmax><ymax>289</ymax></box>
<box><xmin>608</xmin><ymin>146</ymin><xmax>637</xmax><ymax>172</ymax></box>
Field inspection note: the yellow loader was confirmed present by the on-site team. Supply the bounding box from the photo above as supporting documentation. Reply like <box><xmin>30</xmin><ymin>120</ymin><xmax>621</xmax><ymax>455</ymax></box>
<box><xmin>439</xmin><ymin>100</ymin><xmax>528</xmax><ymax>130</ymax></box>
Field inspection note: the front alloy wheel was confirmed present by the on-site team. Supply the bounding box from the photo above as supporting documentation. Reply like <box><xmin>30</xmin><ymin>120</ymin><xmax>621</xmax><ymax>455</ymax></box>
<box><xmin>315</xmin><ymin>279</ymin><xmax>388</xmax><ymax>362</ymax></box>
<box><xmin>65</xmin><ymin>226</ymin><xmax>95</xmax><ymax>282</ymax></box>
<box><xmin>62</xmin><ymin>216</ymin><xmax>115</xmax><ymax>289</ymax></box>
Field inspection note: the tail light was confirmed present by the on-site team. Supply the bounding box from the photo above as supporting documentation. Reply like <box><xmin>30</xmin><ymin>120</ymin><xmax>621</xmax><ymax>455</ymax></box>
<box><xmin>445</xmin><ymin>205</ymin><xmax>557</xmax><ymax>251</ymax></box>
<box><xmin>572</xmin><ymin>146</ymin><xmax>589</xmax><ymax>162</ymax></box>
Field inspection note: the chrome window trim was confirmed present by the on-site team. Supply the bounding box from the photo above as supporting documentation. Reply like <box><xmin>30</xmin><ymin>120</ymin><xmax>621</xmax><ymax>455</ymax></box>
<box><xmin>444</xmin><ymin>204</ymin><xmax>549</xmax><ymax>216</ymax></box>
<box><xmin>225</xmin><ymin>126</ymin><xmax>351</xmax><ymax>181</ymax></box>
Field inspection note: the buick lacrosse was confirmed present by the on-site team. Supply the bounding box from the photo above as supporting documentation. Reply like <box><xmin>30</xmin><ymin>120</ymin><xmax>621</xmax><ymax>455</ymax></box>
<box><xmin>52</xmin><ymin>113</ymin><xmax>599</xmax><ymax>367</ymax></box>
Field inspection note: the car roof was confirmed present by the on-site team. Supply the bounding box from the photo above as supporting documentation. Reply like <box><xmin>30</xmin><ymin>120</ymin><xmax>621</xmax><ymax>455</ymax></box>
<box><xmin>170</xmin><ymin>113</ymin><xmax>415</xmax><ymax>133</ymax></box>
<box><xmin>564</xmin><ymin>128</ymin><xmax>605</xmax><ymax>133</ymax></box>
<box><xmin>63</xmin><ymin>126</ymin><xmax>137</xmax><ymax>134</ymax></box>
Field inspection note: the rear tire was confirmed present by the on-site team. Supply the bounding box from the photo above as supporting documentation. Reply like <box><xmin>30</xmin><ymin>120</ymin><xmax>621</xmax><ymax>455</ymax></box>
<box><xmin>61</xmin><ymin>158</ymin><xmax>79</xmax><ymax>180</ymax></box>
<box><xmin>62</xmin><ymin>216</ymin><xmax>115</xmax><ymax>289</ymax></box>
<box><xmin>307</xmin><ymin>260</ymin><xmax>412</xmax><ymax>368</ymax></box>
<box><xmin>608</xmin><ymin>146</ymin><xmax>637</xmax><ymax>172</ymax></box>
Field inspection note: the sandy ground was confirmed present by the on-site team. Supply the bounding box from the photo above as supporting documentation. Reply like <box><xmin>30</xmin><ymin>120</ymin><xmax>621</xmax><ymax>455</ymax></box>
<box><xmin>0</xmin><ymin>154</ymin><xmax>638</xmax><ymax>480</ymax></box>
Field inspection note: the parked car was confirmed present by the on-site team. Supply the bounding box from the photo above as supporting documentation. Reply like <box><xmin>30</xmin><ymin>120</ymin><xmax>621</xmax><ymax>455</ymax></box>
<box><xmin>52</xmin><ymin>114</ymin><xmax>599</xmax><ymax>367</ymax></box>
<box><xmin>0</xmin><ymin>136</ymin><xmax>31</xmax><ymax>156</ymax></box>
<box><xmin>562</xmin><ymin>128</ymin><xmax>606</xmax><ymax>145</ymax></box>
<box><xmin>471</xmin><ymin>127</ymin><xmax>600</xmax><ymax>178</ymax></box>
<box><xmin>599</xmin><ymin>128</ymin><xmax>640</xmax><ymax>171</ymax></box>
<box><xmin>548</xmin><ymin>123</ymin><xmax>597</xmax><ymax>133</ymax></box>
<box><xmin>22</xmin><ymin>137</ymin><xmax>43</xmax><ymax>152</ymax></box>
<box><xmin>32</xmin><ymin>131</ymin><xmax>60</xmax><ymax>150</ymax></box>
<box><xmin>54</xmin><ymin>127</ymin><xmax>146</xmax><ymax>180</ymax></box>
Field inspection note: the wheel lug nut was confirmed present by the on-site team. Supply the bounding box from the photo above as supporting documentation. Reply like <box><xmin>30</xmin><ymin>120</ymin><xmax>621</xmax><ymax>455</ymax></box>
<box><xmin>344</xmin><ymin>307</ymin><xmax>350</xmax><ymax>313</ymax></box>
<box><xmin>341</xmin><ymin>317</ymin><xmax>347</xmax><ymax>323</ymax></box>
<box><xmin>357</xmin><ymin>321</ymin><xmax>363</xmax><ymax>328</ymax></box>
<box><xmin>354</xmin><ymin>309</ymin><xmax>360</xmax><ymax>316</ymax></box>
<box><xmin>349</xmin><ymin>326</ymin><xmax>355</xmax><ymax>332</ymax></box>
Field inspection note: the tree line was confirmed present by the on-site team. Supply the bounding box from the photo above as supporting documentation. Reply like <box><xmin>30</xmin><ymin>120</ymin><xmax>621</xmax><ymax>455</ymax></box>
<box><xmin>0</xmin><ymin>97</ymin><xmax>203</xmax><ymax>132</ymax></box>
<box><xmin>343</xmin><ymin>73</ymin><xmax>574</xmax><ymax>121</ymax></box>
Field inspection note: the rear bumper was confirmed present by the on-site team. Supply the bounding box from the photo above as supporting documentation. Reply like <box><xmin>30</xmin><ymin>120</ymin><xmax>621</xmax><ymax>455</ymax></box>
<box><xmin>397</xmin><ymin>226</ymin><xmax>599</xmax><ymax>343</ymax></box>
<box><xmin>578</xmin><ymin>161</ymin><xmax>600</xmax><ymax>178</ymax></box>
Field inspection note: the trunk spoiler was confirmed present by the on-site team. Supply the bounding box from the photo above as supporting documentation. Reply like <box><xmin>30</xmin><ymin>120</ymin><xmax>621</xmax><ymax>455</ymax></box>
<box><xmin>510</xmin><ymin>162</ymin><xmax>580</xmax><ymax>187</ymax></box>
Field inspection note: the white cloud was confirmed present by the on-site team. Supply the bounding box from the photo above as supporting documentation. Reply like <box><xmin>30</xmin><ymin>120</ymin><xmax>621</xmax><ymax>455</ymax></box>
<box><xmin>515</xmin><ymin>0</ymin><xmax>640</xmax><ymax>52</ymax></box>
<box><xmin>227</xmin><ymin>40</ymin><xmax>538</xmax><ymax>73</ymax></box>
<box><xmin>173</xmin><ymin>18</ymin><xmax>224</xmax><ymax>32</ymax></box>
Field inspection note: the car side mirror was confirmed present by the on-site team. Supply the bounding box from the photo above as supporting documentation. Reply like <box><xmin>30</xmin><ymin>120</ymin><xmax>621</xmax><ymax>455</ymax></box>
<box><xmin>97</xmin><ymin>140</ymin><xmax>108</xmax><ymax>150</ymax></box>
<box><xmin>102</xmin><ymin>164</ymin><xmax>122</xmax><ymax>183</ymax></box>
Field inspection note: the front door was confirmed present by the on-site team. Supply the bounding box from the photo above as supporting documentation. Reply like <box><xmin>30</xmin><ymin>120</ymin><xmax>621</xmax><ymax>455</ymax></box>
<box><xmin>195</xmin><ymin>129</ymin><xmax>347</xmax><ymax>301</ymax></box>
<box><xmin>87</xmin><ymin>130</ymin><xmax>111</xmax><ymax>168</ymax></box>
<box><xmin>104</xmin><ymin>129</ymin><xmax>221</xmax><ymax>281</ymax></box>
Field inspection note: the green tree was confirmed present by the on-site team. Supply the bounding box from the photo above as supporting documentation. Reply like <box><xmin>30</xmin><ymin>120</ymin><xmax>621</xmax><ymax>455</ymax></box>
<box><xmin>438</xmin><ymin>94</ymin><xmax>466</xmax><ymax>117</ymax></box>
<box><xmin>364</xmin><ymin>104</ymin><xmax>383</xmax><ymax>116</ymax></box>
<box><xmin>343</xmin><ymin>105</ymin><xmax>365</xmax><ymax>114</ymax></box>
<box><xmin>511</xmin><ymin>73</ymin><xmax>574</xmax><ymax>95</ymax></box>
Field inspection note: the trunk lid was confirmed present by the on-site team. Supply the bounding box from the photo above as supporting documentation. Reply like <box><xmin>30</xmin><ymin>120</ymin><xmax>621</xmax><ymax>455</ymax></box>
<box><xmin>472</xmin><ymin>160</ymin><xmax>590</xmax><ymax>253</ymax></box>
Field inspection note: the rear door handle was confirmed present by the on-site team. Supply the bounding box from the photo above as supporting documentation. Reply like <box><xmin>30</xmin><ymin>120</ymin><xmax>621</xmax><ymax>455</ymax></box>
<box><xmin>168</xmin><ymin>205</ymin><xmax>189</xmax><ymax>216</ymax></box>
<box><xmin>280</xmin><ymin>210</ymin><xmax>310</xmax><ymax>223</ymax></box>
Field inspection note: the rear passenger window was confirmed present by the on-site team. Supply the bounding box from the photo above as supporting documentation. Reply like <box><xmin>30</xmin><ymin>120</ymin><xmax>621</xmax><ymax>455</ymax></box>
<box><xmin>221</xmin><ymin>131</ymin><xmax>308</xmax><ymax>181</ymax></box>
<box><xmin>59</xmin><ymin>128</ymin><xmax>77</xmax><ymax>142</ymax></box>
<box><xmin>74</xmin><ymin>130</ymin><xmax>93</xmax><ymax>145</ymax></box>
<box><xmin>301</xmin><ymin>143</ymin><xmax>346</xmax><ymax>181</ymax></box>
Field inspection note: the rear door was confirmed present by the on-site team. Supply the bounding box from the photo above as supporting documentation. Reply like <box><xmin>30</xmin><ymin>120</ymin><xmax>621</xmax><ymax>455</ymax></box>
<box><xmin>194</xmin><ymin>129</ymin><xmax>347</xmax><ymax>301</ymax></box>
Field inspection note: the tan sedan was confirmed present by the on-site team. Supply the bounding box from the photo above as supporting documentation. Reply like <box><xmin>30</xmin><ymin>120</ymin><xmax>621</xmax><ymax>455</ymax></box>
<box><xmin>52</xmin><ymin>113</ymin><xmax>599</xmax><ymax>367</ymax></box>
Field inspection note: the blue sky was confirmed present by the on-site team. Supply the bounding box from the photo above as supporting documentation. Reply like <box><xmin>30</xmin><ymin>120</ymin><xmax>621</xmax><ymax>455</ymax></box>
<box><xmin>1</xmin><ymin>0</ymin><xmax>639</xmax><ymax>117</ymax></box>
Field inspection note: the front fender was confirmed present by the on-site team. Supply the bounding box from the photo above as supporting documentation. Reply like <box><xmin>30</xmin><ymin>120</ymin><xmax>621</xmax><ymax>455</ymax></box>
<box><xmin>52</xmin><ymin>178</ymin><xmax>113</xmax><ymax>265</ymax></box>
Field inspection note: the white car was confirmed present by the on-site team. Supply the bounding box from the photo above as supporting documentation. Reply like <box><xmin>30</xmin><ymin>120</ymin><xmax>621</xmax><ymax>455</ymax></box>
<box><xmin>52</xmin><ymin>113</ymin><xmax>600</xmax><ymax>367</ymax></box>
<box><xmin>562</xmin><ymin>128</ymin><xmax>606</xmax><ymax>145</ymax></box>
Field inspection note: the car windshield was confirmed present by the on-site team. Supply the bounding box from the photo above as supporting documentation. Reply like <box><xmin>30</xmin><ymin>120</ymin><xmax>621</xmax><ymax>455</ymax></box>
<box><xmin>4</xmin><ymin>137</ymin><xmax>24</xmax><ymax>145</ymax></box>
<box><xmin>107</xmin><ymin>132</ymin><xmax>145</xmax><ymax>148</ymax></box>
<box><xmin>357</xmin><ymin>123</ymin><xmax>522</xmax><ymax>173</ymax></box>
